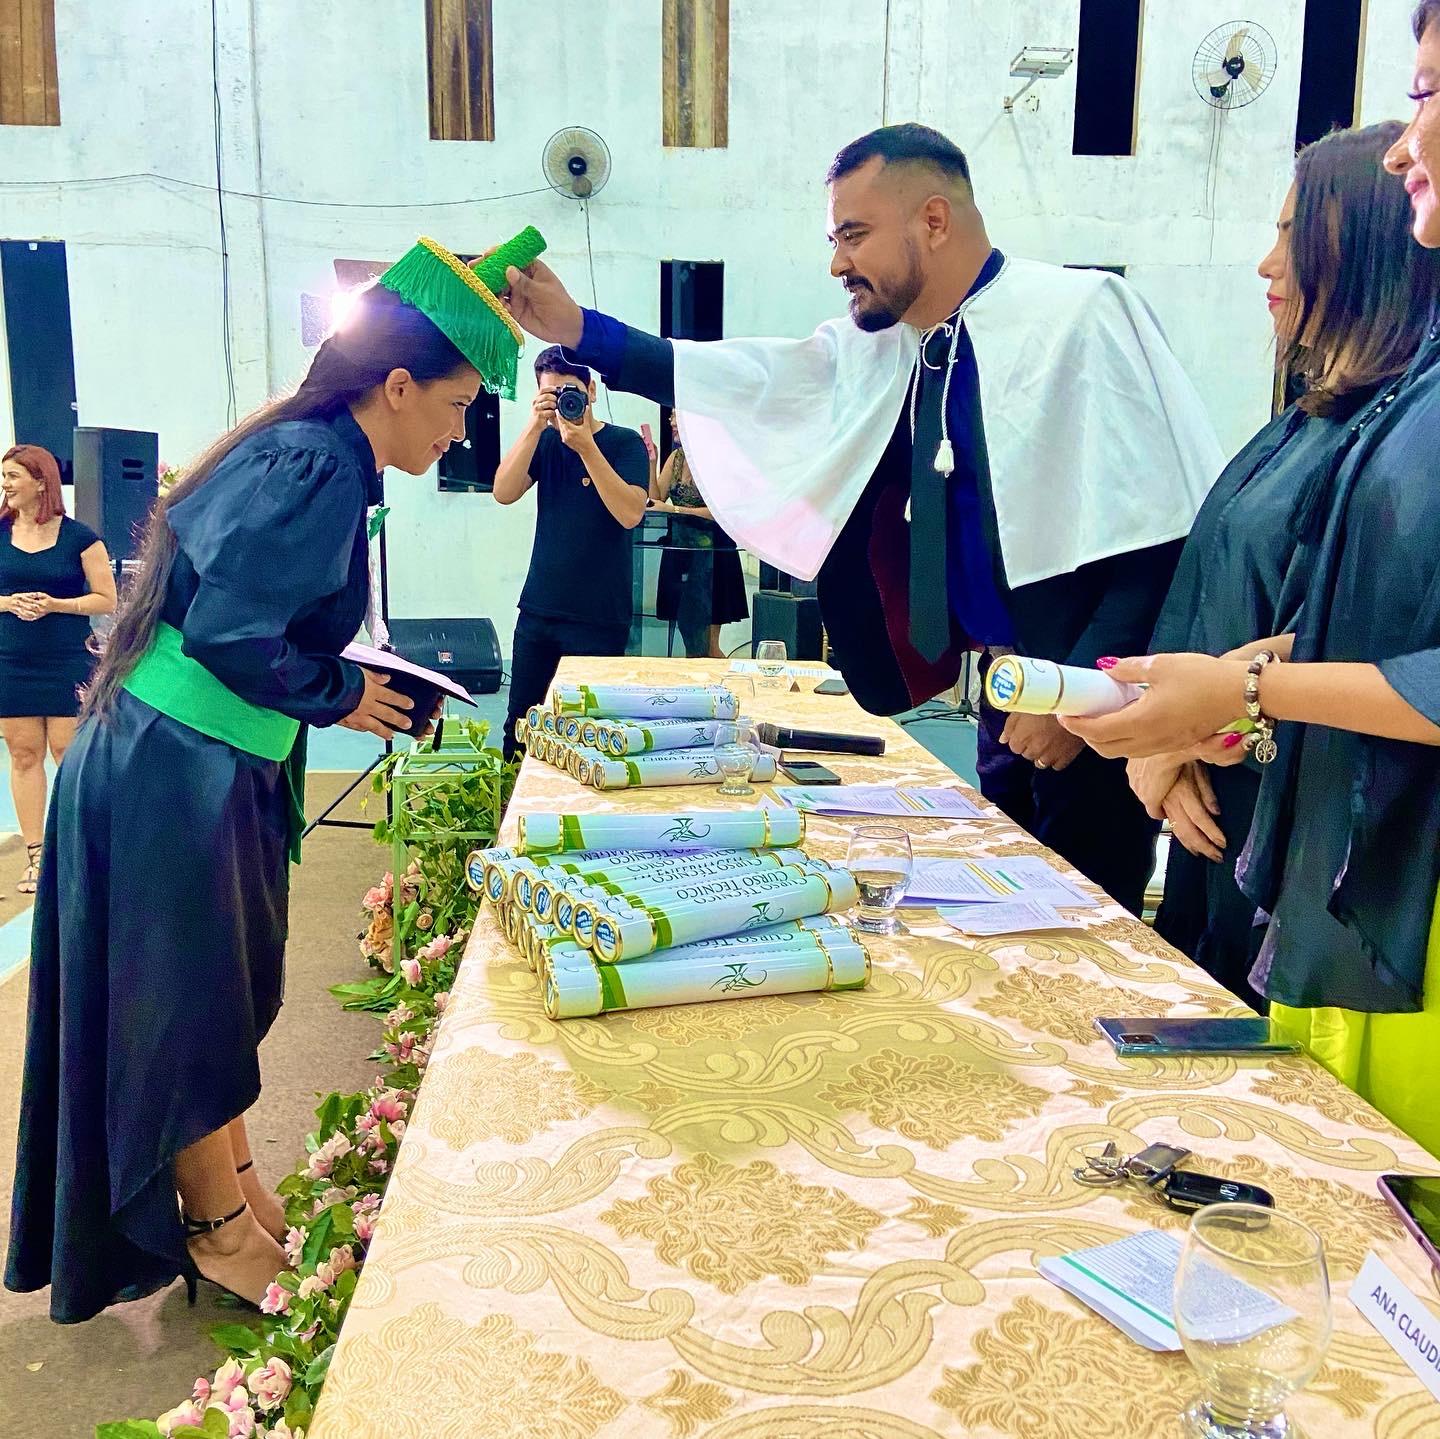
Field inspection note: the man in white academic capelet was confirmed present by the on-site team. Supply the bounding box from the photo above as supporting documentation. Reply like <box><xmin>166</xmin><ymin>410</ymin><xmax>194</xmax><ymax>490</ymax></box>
<box><xmin>504</xmin><ymin>124</ymin><xmax>1223</xmax><ymax>915</ymax></box>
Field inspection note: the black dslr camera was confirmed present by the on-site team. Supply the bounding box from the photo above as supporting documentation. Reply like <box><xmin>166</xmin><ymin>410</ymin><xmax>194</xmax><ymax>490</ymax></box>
<box><xmin>554</xmin><ymin>383</ymin><xmax>589</xmax><ymax>424</ymax></box>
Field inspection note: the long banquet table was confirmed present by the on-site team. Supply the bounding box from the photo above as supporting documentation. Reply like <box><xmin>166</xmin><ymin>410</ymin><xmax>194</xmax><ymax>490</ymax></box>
<box><xmin>313</xmin><ymin>657</ymin><xmax>1440</xmax><ymax>1439</ymax></box>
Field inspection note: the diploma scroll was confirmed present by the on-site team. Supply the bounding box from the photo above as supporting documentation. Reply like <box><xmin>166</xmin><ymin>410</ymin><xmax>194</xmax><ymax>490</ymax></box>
<box><xmin>543</xmin><ymin>932</ymin><xmax>870</xmax><ymax>1019</ymax></box>
<box><xmin>602</xmin><ymin>719</ymin><xmax>727</xmax><ymax>755</ymax></box>
<box><xmin>548</xmin><ymin>914</ymin><xmax>851</xmax><ymax>970</ymax></box>
<box><xmin>984</xmin><ymin>655</ymin><xmax>1144</xmax><ymax>717</ymax></box>
<box><xmin>552</xmin><ymin>683</ymin><xmax>740</xmax><ymax>720</ymax></box>
<box><xmin>515</xmin><ymin>808</ymin><xmax>805</xmax><ymax>856</ymax></box>
<box><xmin>587</xmin><ymin>748</ymin><xmax>778</xmax><ymax>791</ymax></box>
<box><xmin>534</xmin><ymin>848</ymin><xmax>808</xmax><ymax>924</ymax></box>
<box><xmin>584</xmin><ymin>866</ymin><xmax>859</xmax><ymax>962</ymax></box>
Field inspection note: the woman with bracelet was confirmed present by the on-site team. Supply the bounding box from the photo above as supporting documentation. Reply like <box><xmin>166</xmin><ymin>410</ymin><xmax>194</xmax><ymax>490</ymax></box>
<box><xmin>649</xmin><ymin>412</ymin><xmax>748</xmax><ymax>658</ymax></box>
<box><xmin>0</xmin><ymin>445</ymin><xmax>116</xmax><ymax>892</ymax></box>
<box><xmin>1134</xmin><ymin>123</ymin><xmax>1440</xmax><ymax>1010</ymax></box>
<box><xmin>7</xmin><ymin>241</ymin><xmax>492</xmax><ymax>1321</ymax></box>
<box><xmin>1065</xmin><ymin>0</ymin><xmax>1440</xmax><ymax>1152</ymax></box>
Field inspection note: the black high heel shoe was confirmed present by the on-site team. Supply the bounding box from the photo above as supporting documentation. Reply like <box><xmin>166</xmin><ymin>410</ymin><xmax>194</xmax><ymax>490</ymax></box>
<box><xmin>182</xmin><ymin>1200</ymin><xmax>263</xmax><ymax>1309</ymax></box>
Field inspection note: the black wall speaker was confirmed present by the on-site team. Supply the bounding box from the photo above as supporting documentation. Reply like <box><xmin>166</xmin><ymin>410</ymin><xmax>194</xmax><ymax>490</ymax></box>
<box><xmin>72</xmin><ymin>426</ymin><xmax>159</xmax><ymax>564</ymax></box>
<box><xmin>757</xmin><ymin>563</ymin><xmax>817</xmax><ymax>600</ymax></box>
<box><xmin>751</xmin><ymin>590</ymin><xmax>824</xmax><ymax>660</ymax></box>
<box><xmin>386</xmin><ymin>617</ymin><xmax>504</xmax><ymax>695</ymax></box>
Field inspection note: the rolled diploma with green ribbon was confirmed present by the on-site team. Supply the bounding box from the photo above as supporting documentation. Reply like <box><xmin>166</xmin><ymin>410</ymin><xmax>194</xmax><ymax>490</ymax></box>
<box><xmin>587</xmin><ymin>866</ymin><xmax>859</xmax><ymax>962</ymax></box>
<box><xmin>518</xmin><ymin>845</ymin><xmax>724</xmax><ymax>913</ymax></box>
<box><xmin>588</xmin><ymin>749</ymin><xmax>778</xmax><ymax>791</ymax></box>
<box><xmin>466</xmin><ymin>845</ymin><xmax>519</xmax><ymax>893</ymax></box>
<box><xmin>516</xmin><ymin>808</ymin><xmax>803</xmax><ymax>856</ymax></box>
<box><xmin>546</xmin><ymin>849</ymin><xmax>811</xmax><ymax>930</ymax></box>
<box><xmin>579</xmin><ymin>718</ymin><xmax>603</xmax><ymax>747</ymax></box>
<box><xmin>485</xmin><ymin>847</ymin><xmax>681</xmax><ymax>905</ymax></box>
<box><xmin>552</xmin><ymin>683</ymin><xmax>740</xmax><ymax>720</ymax></box>
<box><xmin>544</xmin><ymin>934</ymin><xmax>870</xmax><ymax>1019</ymax></box>
<box><xmin>577</xmin><ymin>859</ymin><xmax>835</xmax><ymax>936</ymax></box>
<box><xmin>603</xmin><ymin>718</ymin><xmax>726</xmax><ymax>755</ymax></box>
<box><xmin>549</xmin><ymin>913</ymin><xmax>850</xmax><ymax>970</ymax></box>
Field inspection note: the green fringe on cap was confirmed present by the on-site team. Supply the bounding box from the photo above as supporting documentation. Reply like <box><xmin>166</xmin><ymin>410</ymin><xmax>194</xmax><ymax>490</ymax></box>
<box><xmin>377</xmin><ymin>228</ymin><xmax>547</xmax><ymax>401</ymax></box>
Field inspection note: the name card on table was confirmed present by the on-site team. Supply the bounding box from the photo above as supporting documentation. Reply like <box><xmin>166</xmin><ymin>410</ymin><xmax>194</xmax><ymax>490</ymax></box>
<box><xmin>1354</xmin><ymin>1251</ymin><xmax>1440</xmax><ymax>1404</ymax></box>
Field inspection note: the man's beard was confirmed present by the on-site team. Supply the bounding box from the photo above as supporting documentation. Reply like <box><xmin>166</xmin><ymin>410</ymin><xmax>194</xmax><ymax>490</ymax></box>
<box><xmin>846</xmin><ymin>245</ymin><xmax>924</xmax><ymax>332</ymax></box>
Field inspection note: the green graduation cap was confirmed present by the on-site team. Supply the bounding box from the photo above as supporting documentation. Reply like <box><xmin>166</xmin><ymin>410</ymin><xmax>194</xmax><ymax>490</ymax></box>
<box><xmin>377</xmin><ymin>227</ymin><xmax>547</xmax><ymax>400</ymax></box>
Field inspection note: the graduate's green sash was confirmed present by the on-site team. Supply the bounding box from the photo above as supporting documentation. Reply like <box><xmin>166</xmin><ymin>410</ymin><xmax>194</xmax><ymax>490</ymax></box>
<box><xmin>121</xmin><ymin>621</ymin><xmax>308</xmax><ymax>863</ymax></box>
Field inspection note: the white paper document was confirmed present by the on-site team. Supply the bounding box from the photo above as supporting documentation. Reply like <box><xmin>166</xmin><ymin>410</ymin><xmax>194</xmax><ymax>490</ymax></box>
<box><xmin>729</xmin><ymin>659</ymin><xmax>836</xmax><ymax>680</ymax></box>
<box><xmin>903</xmin><ymin>855</ymin><xmax>1097</xmax><ymax>907</ymax></box>
<box><xmin>1040</xmin><ymin>1230</ymin><xmax>1295</xmax><ymax>1353</ymax></box>
<box><xmin>772</xmin><ymin>784</ymin><xmax>986</xmax><ymax>819</ymax></box>
<box><xmin>938</xmin><ymin>900</ymin><xmax>1083</xmax><ymax>936</ymax></box>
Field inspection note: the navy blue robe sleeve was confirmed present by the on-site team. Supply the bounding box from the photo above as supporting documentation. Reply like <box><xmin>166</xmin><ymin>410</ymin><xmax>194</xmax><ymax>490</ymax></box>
<box><xmin>167</xmin><ymin>445</ymin><xmax>366</xmax><ymax>727</ymax></box>
<box><xmin>566</xmin><ymin>308</ymin><xmax>677</xmax><ymax>408</ymax></box>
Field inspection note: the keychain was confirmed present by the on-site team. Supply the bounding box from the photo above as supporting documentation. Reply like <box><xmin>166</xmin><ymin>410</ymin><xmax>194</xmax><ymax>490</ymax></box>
<box><xmin>1073</xmin><ymin>1141</ymin><xmax>1274</xmax><ymax>1213</ymax></box>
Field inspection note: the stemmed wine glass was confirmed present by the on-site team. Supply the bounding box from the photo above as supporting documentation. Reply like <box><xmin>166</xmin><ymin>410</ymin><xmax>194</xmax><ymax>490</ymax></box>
<box><xmin>1174</xmin><ymin>1205</ymin><xmax>1331</xmax><ymax>1439</ymax></box>
<box><xmin>755</xmin><ymin>640</ymin><xmax>788</xmax><ymax>691</ymax></box>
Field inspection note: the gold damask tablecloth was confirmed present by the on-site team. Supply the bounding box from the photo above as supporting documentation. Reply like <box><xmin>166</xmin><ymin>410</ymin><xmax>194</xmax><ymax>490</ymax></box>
<box><xmin>313</xmin><ymin>659</ymin><xmax>1440</xmax><ymax>1439</ymax></box>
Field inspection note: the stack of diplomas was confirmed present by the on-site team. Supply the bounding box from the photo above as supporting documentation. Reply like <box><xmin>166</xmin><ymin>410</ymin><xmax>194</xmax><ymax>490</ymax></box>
<box><xmin>513</xmin><ymin>683</ymin><xmax>776</xmax><ymax>790</ymax></box>
<box><xmin>466</xmin><ymin>808</ymin><xmax>868</xmax><ymax>1021</ymax></box>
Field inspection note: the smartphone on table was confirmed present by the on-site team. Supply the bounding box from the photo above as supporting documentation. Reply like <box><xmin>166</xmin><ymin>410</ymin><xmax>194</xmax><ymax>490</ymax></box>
<box><xmin>778</xmin><ymin>757</ymin><xmax>842</xmax><ymax>785</ymax></box>
<box><xmin>1379</xmin><ymin>1174</ymin><xmax>1440</xmax><ymax>1273</ymax></box>
<box><xmin>1094</xmin><ymin>1017</ymin><xmax>1301</xmax><ymax>1057</ymax></box>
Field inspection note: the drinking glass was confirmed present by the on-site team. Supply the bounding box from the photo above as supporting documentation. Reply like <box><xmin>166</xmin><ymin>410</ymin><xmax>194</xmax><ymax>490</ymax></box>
<box><xmin>755</xmin><ymin>640</ymin><xmax>789</xmax><ymax>691</ymax></box>
<box><xmin>1174</xmin><ymin>1205</ymin><xmax>1331</xmax><ymax>1439</ymax></box>
<box><xmin>723</xmin><ymin>674</ymin><xmax>756</xmax><ymax>715</ymax></box>
<box><xmin>714</xmin><ymin>719</ymin><xmax>760</xmax><ymax>797</ymax></box>
<box><xmin>846</xmin><ymin>825</ymin><xmax>913</xmax><ymax>935</ymax></box>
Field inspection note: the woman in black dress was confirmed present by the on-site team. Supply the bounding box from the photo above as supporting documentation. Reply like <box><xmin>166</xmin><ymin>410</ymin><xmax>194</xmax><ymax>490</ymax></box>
<box><xmin>0</xmin><ymin>444</ymin><xmax>115</xmax><ymax>892</ymax></box>
<box><xmin>1135</xmin><ymin>123</ymin><xmax>1440</xmax><ymax>1009</ymax></box>
<box><xmin>6</xmin><ymin>248</ymin><xmax>488</xmax><ymax>1321</ymax></box>
<box><xmin>651</xmin><ymin>412</ymin><xmax>749</xmax><ymax>657</ymax></box>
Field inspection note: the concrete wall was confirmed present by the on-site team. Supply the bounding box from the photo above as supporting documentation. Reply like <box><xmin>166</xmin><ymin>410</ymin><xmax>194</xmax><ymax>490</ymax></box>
<box><xmin>0</xmin><ymin>0</ymin><xmax>1423</xmax><ymax>662</ymax></box>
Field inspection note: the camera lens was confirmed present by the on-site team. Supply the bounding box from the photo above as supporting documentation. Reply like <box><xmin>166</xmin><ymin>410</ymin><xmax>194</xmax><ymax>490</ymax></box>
<box><xmin>556</xmin><ymin>386</ymin><xmax>587</xmax><ymax>423</ymax></box>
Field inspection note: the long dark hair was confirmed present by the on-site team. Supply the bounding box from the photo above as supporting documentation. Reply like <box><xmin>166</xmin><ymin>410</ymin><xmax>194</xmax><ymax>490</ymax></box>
<box><xmin>1282</xmin><ymin>122</ymin><xmax>1440</xmax><ymax>416</ymax></box>
<box><xmin>86</xmin><ymin>283</ymin><xmax>466</xmax><ymax>717</ymax></box>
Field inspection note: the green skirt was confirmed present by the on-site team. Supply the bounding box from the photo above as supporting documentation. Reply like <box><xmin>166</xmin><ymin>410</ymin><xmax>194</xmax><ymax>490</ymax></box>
<box><xmin>1270</xmin><ymin>887</ymin><xmax>1440</xmax><ymax>1158</ymax></box>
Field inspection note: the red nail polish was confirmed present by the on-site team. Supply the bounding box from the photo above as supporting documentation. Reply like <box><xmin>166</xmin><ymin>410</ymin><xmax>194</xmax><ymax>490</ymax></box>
<box><xmin>1097</xmin><ymin>657</ymin><xmax>1118</xmax><ymax>670</ymax></box>
<box><xmin>1223</xmin><ymin>733</ymin><xmax>1242</xmax><ymax>748</ymax></box>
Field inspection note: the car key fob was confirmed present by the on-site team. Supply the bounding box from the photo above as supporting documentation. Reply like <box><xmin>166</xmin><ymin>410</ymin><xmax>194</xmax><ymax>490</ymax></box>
<box><xmin>1162</xmin><ymin>1170</ymin><xmax>1275</xmax><ymax>1214</ymax></box>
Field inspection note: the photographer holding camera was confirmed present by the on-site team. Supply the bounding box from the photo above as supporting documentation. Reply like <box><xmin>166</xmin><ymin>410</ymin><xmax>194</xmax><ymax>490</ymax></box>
<box><xmin>494</xmin><ymin>345</ymin><xmax>648</xmax><ymax>757</ymax></box>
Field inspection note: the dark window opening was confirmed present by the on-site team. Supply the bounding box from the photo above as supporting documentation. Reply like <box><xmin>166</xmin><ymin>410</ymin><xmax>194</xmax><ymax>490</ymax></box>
<box><xmin>659</xmin><ymin>259</ymin><xmax>723</xmax><ymax>462</ymax></box>
<box><xmin>1072</xmin><ymin>0</ymin><xmax>1143</xmax><ymax>157</ymax></box>
<box><xmin>2</xmin><ymin>239</ymin><xmax>78</xmax><ymax>479</ymax></box>
<box><xmin>438</xmin><ymin>387</ymin><xmax>501</xmax><ymax>492</ymax></box>
<box><xmin>1294</xmin><ymin>0</ymin><xmax>1363</xmax><ymax>151</ymax></box>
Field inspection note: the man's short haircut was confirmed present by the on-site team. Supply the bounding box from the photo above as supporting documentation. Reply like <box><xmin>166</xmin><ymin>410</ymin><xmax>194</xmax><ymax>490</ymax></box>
<box><xmin>1415</xmin><ymin>0</ymin><xmax>1440</xmax><ymax>39</ymax></box>
<box><xmin>826</xmin><ymin>123</ymin><xmax>972</xmax><ymax>194</ymax></box>
<box><xmin>534</xmin><ymin>345</ymin><xmax>591</xmax><ymax>385</ymax></box>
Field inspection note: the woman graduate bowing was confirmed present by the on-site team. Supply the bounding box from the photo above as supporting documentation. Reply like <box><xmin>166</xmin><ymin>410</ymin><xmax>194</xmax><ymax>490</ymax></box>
<box><xmin>5</xmin><ymin>239</ymin><xmax>506</xmax><ymax>1320</ymax></box>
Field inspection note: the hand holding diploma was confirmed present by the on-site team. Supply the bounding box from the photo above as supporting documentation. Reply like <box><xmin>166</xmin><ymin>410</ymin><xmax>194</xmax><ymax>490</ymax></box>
<box><xmin>1060</xmin><ymin>654</ymin><xmax>1250</xmax><ymax>759</ymax></box>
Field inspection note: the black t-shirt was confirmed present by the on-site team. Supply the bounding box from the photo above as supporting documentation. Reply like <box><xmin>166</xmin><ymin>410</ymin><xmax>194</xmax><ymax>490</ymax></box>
<box><xmin>518</xmin><ymin>423</ymin><xmax>649</xmax><ymax>627</ymax></box>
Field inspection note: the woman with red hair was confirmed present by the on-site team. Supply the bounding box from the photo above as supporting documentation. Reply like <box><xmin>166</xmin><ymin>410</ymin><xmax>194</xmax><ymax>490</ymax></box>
<box><xmin>0</xmin><ymin>444</ymin><xmax>115</xmax><ymax>891</ymax></box>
